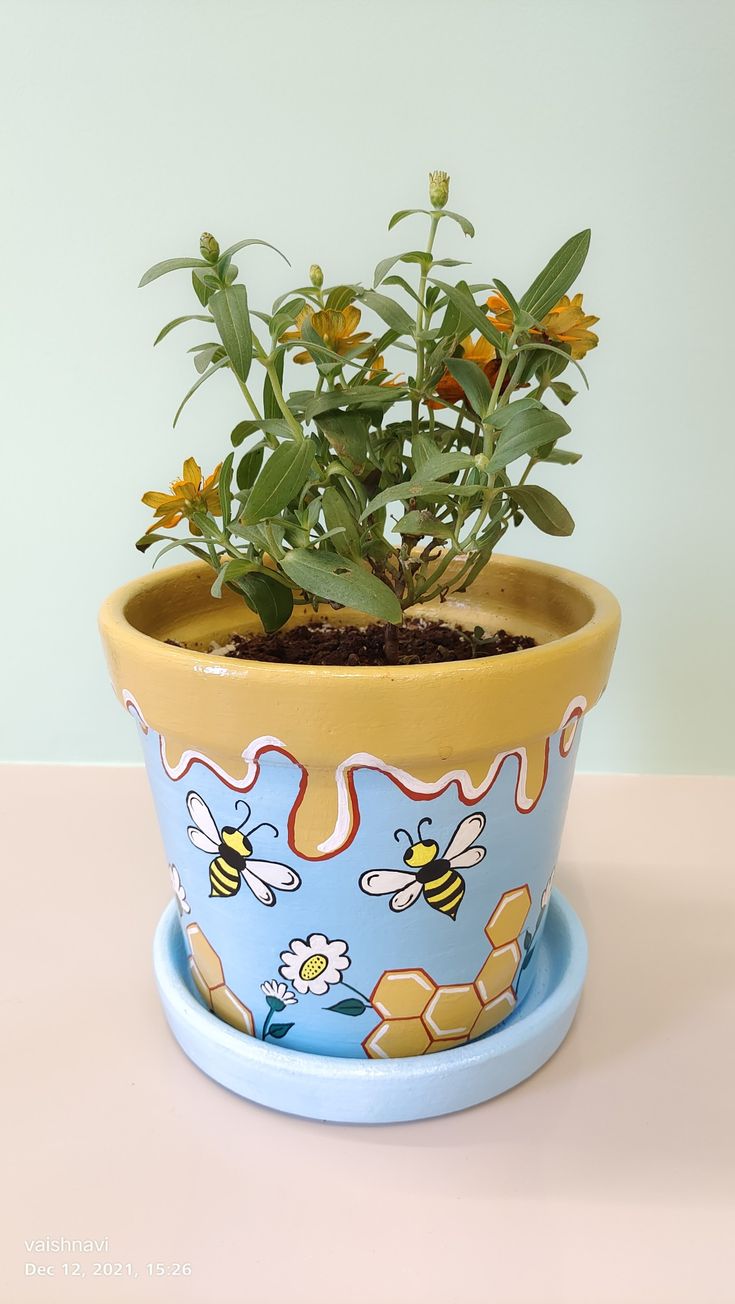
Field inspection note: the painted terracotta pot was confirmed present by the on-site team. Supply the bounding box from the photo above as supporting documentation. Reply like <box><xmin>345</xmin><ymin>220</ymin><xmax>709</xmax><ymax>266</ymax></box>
<box><xmin>99</xmin><ymin>555</ymin><xmax>619</xmax><ymax>1060</ymax></box>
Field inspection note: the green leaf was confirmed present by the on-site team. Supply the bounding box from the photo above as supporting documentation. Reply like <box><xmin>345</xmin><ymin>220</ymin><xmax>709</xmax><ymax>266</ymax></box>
<box><xmin>382</xmin><ymin>274</ymin><xmax>424</xmax><ymax>308</ymax></box>
<box><xmin>360</xmin><ymin>288</ymin><xmax>415</xmax><ymax>336</ymax></box>
<box><xmin>236</xmin><ymin>445</ymin><xmax>264</xmax><ymax>490</ymax></box>
<box><xmin>551</xmin><ymin>380</ymin><xmax>578</xmax><ymax>405</ymax></box>
<box><xmin>173</xmin><ymin>357</ymin><xmax>229</xmax><ymax>427</ymax></box>
<box><xmin>317</xmin><ymin>411</ymin><xmax>371</xmax><ymax>477</ymax></box>
<box><xmin>219</xmin><ymin>452</ymin><xmax>234</xmax><ymax>526</ymax></box>
<box><xmin>267</xmin><ymin>1021</ymin><xmax>294</xmax><ymax>1039</ymax></box>
<box><xmin>325</xmin><ymin>284</ymin><xmax>358</xmax><ymax>311</ymax></box>
<box><xmin>305</xmin><ymin>385</ymin><xmax>408</xmax><ymax>421</ymax></box>
<box><xmin>237</xmin><ymin>572</ymin><xmax>294</xmax><ymax>632</ymax></box>
<box><xmin>219</xmin><ymin>236</ymin><xmax>290</xmax><ymax>265</ymax></box>
<box><xmin>488</xmin><ymin>407</ymin><xmax>571</xmax><ymax>472</ymax></box>
<box><xmin>395</xmin><ymin>510</ymin><xmax>453</xmax><ymax>540</ymax></box>
<box><xmin>210</xmin><ymin>557</ymin><xmax>253</xmax><ymax>599</ymax></box>
<box><xmin>543</xmin><ymin>447</ymin><xmax>582</xmax><ymax>465</ymax></box>
<box><xmin>154</xmin><ymin>314</ymin><xmax>212</xmax><ymax>345</ymax></box>
<box><xmin>440</xmin><ymin>209</ymin><xmax>475</xmax><ymax>238</ymax></box>
<box><xmin>241</xmin><ymin>440</ymin><xmax>315</xmax><ymax>524</ymax></box>
<box><xmin>507</xmin><ymin>485</ymin><xmax>575</xmax><ymax>536</ymax></box>
<box><xmin>362</xmin><ymin>478</ymin><xmax>484</xmax><ymax>520</ymax></box>
<box><xmin>139</xmin><ymin>256</ymin><xmax>208</xmax><ymax>288</ymax></box>
<box><xmin>209</xmin><ymin>284</ymin><xmax>252</xmax><ymax>384</ymax></box>
<box><xmin>192</xmin><ymin>271</ymin><xmax>214</xmax><ymax>307</ymax></box>
<box><xmin>417</xmin><ymin>449</ymin><xmax>476</xmax><ymax>481</ymax></box>
<box><xmin>520</xmin><ymin>230</ymin><xmax>591</xmax><ymax>322</ymax></box>
<box><xmin>321</xmin><ymin>485</ymin><xmax>362</xmax><ymax>559</ymax></box>
<box><xmin>231</xmin><ymin>419</ymin><xmax>261</xmax><ymax>447</ymax></box>
<box><xmin>445</xmin><ymin>358</ymin><xmax>493</xmax><ymax>417</ymax></box>
<box><xmin>280</xmin><ymin>550</ymin><xmax>402</xmax><ymax>623</ymax></box>
<box><xmin>430</xmin><ymin>280</ymin><xmax>506</xmax><ymax>352</ymax></box>
<box><xmin>388</xmin><ymin>207</ymin><xmax>425</xmax><ymax>231</ymax></box>
<box><xmin>263</xmin><ymin>348</ymin><xmax>285</xmax><ymax>420</ymax></box>
<box><xmin>326</xmin><ymin>998</ymin><xmax>368</xmax><ymax>1016</ymax></box>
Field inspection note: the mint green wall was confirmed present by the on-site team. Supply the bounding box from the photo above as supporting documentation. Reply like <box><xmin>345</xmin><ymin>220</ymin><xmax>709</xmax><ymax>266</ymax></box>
<box><xmin>2</xmin><ymin>0</ymin><xmax>733</xmax><ymax>772</ymax></box>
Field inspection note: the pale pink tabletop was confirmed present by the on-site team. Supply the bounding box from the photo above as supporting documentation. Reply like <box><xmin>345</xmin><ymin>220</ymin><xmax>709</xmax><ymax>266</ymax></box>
<box><xmin>2</xmin><ymin>769</ymin><xmax>733</xmax><ymax>1303</ymax></box>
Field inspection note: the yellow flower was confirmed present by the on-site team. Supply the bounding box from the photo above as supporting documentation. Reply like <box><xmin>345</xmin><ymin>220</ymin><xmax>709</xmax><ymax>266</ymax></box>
<box><xmin>487</xmin><ymin>291</ymin><xmax>599</xmax><ymax>360</ymax></box>
<box><xmin>281</xmin><ymin>305</ymin><xmax>372</xmax><ymax>365</ymax></box>
<box><xmin>142</xmin><ymin>457</ymin><xmax>222</xmax><ymax>534</ymax></box>
<box><xmin>541</xmin><ymin>293</ymin><xmax>599</xmax><ymax>359</ymax></box>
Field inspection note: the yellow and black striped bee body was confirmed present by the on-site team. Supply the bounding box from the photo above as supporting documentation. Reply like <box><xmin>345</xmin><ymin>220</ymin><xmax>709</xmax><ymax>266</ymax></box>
<box><xmin>359</xmin><ymin>813</ymin><xmax>486</xmax><ymax>922</ymax></box>
<box><xmin>412</xmin><ymin>857</ymin><xmax>466</xmax><ymax>921</ymax></box>
<box><xmin>208</xmin><ymin>825</ymin><xmax>254</xmax><ymax>898</ymax></box>
<box><xmin>186</xmin><ymin>792</ymin><xmax>302</xmax><ymax>908</ymax></box>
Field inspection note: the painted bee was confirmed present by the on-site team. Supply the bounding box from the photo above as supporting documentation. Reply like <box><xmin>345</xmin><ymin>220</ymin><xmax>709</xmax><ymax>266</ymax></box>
<box><xmin>186</xmin><ymin>791</ymin><xmax>300</xmax><ymax>906</ymax></box>
<box><xmin>359</xmin><ymin>812</ymin><xmax>486</xmax><ymax>921</ymax></box>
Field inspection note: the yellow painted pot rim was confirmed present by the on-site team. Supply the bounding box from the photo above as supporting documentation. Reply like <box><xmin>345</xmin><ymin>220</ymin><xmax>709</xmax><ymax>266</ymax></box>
<box><xmin>99</xmin><ymin>552</ymin><xmax>620</xmax><ymax>684</ymax></box>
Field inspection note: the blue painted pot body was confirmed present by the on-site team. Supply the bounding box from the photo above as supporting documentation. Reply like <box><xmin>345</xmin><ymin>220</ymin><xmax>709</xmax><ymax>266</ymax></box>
<box><xmin>132</xmin><ymin>708</ymin><xmax>582</xmax><ymax>1059</ymax></box>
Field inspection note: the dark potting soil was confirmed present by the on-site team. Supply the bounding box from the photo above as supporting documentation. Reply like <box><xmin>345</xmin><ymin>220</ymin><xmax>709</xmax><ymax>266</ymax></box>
<box><xmin>215</xmin><ymin>619</ymin><xmax>536</xmax><ymax>667</ymax></box>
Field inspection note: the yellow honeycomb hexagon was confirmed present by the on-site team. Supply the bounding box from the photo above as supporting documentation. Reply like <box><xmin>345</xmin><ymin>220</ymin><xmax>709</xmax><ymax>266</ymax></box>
<box><xmin>485</xmin><ymin>886</ymin><xmax>531</xmax><ymax>948</ymax></box>
<box><xmin>472</xmin><ymin>990</ymin><xmax>516</xmax><ymax>1039</ymax></box>
<box><xmin>363</xmin><ymin>1017</ymin><xmax>432</xmax><ymax>1059</ymax></box>
<box><xmin>361</xmin><ymin>883</ymin><xmax>532</xmax><ymax>1059</ymax></box>
<box><xmin>211</xmin><ymin>984</ymin><xmax>255</xmax><ymax>1036</ymax></box>
<box><xmin>187</xmin><ymin>923</ymin><xmax>224</xmax><ymax>988</ymax></box>
<box><xmin>371</xmin><ymin>968</ymin><xmax>436</xmax><ymax>1019</ymax></box>
<box><xmin>475</xmin><ymin>941</ymin><xmax>521</xmax><ymax>1004</ymax></box>
<box><xmin>423</xmin><ymin>984</ymin><xmax>482</xmax><ymax>1041</ymax></box>
<box><xmin>185</xmin><ymin>922</ymin><xmax>254</xmax><ymax>1038</ymax></box>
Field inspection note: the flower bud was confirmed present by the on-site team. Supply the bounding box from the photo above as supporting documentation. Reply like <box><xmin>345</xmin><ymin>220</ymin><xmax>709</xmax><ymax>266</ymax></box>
<box><xmin>428</xmin><ymin>170</ymin><xmax>450</xmax><ymax>209</ymax></box>
<box><xmin>200</xmin><ymin>232</ymin><xmax>220</xmax><ymax>263</ymax></box>
<box><xmin>309</xmin><ymin>263</ymin><xmax>324</xmax><ymax>288</ymax></box>
<box><xmin>474</xmin><ymin>453</ymin><xmax>490</xmax><ymax>471</ymax></box>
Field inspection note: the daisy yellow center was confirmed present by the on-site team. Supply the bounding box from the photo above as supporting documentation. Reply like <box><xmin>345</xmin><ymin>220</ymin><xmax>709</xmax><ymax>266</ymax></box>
<box><xmin>299</xmin><ymin>954</ymin><xmax>328</xmax><ymax>982</ymax></box>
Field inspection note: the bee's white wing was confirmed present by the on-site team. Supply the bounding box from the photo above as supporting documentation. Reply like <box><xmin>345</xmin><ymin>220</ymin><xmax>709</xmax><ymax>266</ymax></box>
<box><xmin>187</xmin><ymin>827</ymin><xmax>219</xmax><ymax>854</ymax></box>
<box><xmin>449</xmin><ymin>846</ymin><xmax>486</xmax><ymax>869</ymax></box>
<box><xmin>186</xmin><ymin>792</ymin><xmax>221</xmax><ymax>844</ymax></box>
<box><xmin>443</xmin><ymin>812</ymin><xmax>486</xmax><ymax>861</ymax></box>
<box><xmin>240</xmin><ymin>866</ymin><xmax>276</xmax><ymax>907</ymax></box>
<box><xmin>246</xmin><ymin>860</ymin><xmax>301</xmax><ymax>891</ymax></box>
<box><xmin>390</xmin><ymin>880</ymin><xmax>423</xmax><ymax>912</ymax></box>
<box><xmin>360</xmin><ymin>869</ymin><xmax>416</xmax><ymax>897</ymax></box>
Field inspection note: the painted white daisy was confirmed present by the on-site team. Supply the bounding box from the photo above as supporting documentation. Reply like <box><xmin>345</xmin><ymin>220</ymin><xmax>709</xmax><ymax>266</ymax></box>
<box><xmin>279</xmin><ymin>933</ymin><xmax>350</xmax><ymax>996</ymax></box>
<box><xmin>541</xmin><ymin>869</ymin><xmax>555</xmax><ymax>911</ymax></box>
<box><xmin>260</xmin><ymin>979</ymin><xmax>297</xmax><ymax>1010</ymax></box>
<box><xmin>169</xmin><ymin>863</ymin><xmax>191</xmax><ymax>914</ymax></box>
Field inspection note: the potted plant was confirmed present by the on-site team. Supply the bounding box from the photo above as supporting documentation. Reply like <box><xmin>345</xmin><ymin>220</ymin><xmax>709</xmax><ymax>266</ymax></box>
<box><xmin>100</xmin><ymin>171</ymin><xmax>618</xmax><ymax>1083</ymax></box>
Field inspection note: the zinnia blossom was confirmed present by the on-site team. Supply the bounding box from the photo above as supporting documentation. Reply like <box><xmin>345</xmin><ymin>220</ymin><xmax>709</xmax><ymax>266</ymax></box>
<box><xmin>142</xmin><ymin>456</ymin><xmax>222</xmax><ymax>534</ymax></box>
<box><xmin>487</xmin><ymin>291</ymin><xmax>599</xmax><ymax>360</ymax></box>
<box><xmin>281</xmin><ymin>305</ymin><xmax>372</xmax><ymax>365</ymax></box>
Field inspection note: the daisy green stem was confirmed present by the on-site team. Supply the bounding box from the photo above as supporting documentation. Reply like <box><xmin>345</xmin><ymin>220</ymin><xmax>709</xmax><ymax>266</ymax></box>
<box><xmin>340</xmin><ymin>980</ymin><xmax>373</xmax><ymax>1005</ymax></box>
<box><xmin>262</xmin><ymin>1008</ymin><xmax>274</xmax><ymax>1040</ymax></box>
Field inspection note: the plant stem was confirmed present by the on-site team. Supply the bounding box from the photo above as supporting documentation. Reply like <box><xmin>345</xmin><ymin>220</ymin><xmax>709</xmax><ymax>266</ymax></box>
<box><xmin>383</xmin><ymin>621</ymin><xmax>400</xmax><ymax>664</ymax></box>
<box><xmin>236</xmin><ymin>378</ymin><xmax>263</xmax><ymax>422</ymax></box>
<box><xmin>411</xmin><ymin>212</ymin><xmax>440</xmax><ymax>435</ymax></box>
<box><xmin>252</xmin><ymin>337</ymin><xmax>304</xmax><ymax>442</ymax></box>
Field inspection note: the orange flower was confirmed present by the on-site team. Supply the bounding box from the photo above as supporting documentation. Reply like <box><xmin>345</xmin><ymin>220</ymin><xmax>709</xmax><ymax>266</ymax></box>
<box><xmin>142</xmin><ymin>456</ymin><xmax>222</xmax><ymax>534</ymax></box>
<box><xmin>429</xmin><ymin>334</ymin><xmax>499</xmax><ymax>409</ymax></box>
<box><xmin>487</xmin><ymin>290</ymin><xmax>599</xmax><ymax>360</ymax></box>
<box><xmin>281</xmin><ymin>305</ymin><xmax>372</xmax><ymax>364</ymax></box>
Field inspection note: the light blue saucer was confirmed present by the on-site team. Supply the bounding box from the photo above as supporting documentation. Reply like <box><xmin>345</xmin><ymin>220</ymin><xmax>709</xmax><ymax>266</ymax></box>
<box><xmin>153</xmin><ymin>892</ymin><xmax>587</xmax><ymax>1124</ymax></box>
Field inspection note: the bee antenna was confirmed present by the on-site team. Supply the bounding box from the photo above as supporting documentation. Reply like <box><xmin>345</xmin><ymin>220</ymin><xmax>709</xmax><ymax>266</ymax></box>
<box><xmin>417</xmin><ymin>817</ymin><xmax>433</xmax><ymax>838</ymax></box>
<box><xmin>234</xmin><ymin>799</ymin><xmax>251</xmax><ymax>830</ymax></box>
<box><xmin>247</xmin><ymin>821</ymin><xmax>278</xmax><ymax>839</ymax></box>
<box><xmin>393</xmin><ymin>828</ymin><xmax>412</xmax><ymax>847</ymax></box>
